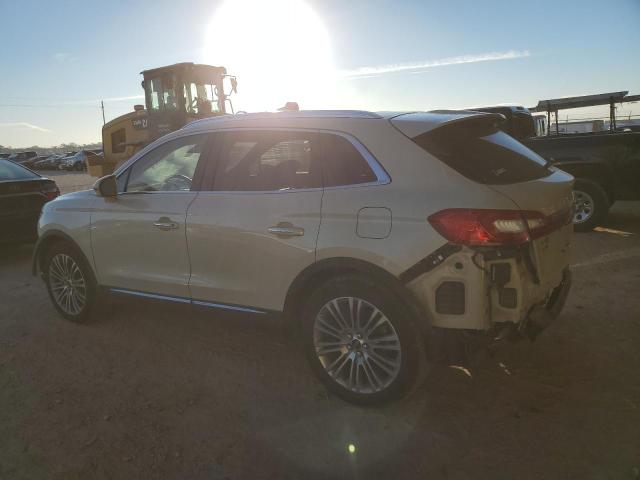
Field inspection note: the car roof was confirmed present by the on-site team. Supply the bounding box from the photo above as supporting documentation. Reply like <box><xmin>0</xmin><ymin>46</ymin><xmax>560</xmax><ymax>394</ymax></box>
<box><xmin>181</xmin><ymin>109</ymin><xmax>493</xmax><ymax>133</ymax></box>
<box><xmin>181</xmin><ymin>110</ymin><xmax>503</xmax><ymax>138</ymax></box>
<box><xmin>184</xmin><ymin>110</ymin><xmax>384</xmax><ymax>128</ymax></box>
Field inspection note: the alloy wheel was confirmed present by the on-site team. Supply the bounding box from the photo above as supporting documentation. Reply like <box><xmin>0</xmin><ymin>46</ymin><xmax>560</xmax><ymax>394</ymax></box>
<box><xmin>573</xmin><ymin>190</ymin><xmax>594</xmax><ymax>224</ymax></box>
<box><xmin>313</xmin><ymin>297</ymin><xmax>402</xmax><ymax>394</ymax></box>
<box><xmin>49</xmin><ymin>253</ymin><xmax>87</xmax><ymax>316</ymax></box>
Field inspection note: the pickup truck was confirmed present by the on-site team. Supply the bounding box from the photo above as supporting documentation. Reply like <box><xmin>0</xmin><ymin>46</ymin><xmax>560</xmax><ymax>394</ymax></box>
<box><xmin>474</xmin><ymin>105</ymin><xmax>640</xmax><ymax>231</ymax></box>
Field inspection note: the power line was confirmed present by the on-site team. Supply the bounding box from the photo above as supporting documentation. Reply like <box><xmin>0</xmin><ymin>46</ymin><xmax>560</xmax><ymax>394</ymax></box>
<box><xmin>0</xmin><ymin>104</ymin><xmax>102</xmax><ymax>108</ymax></box>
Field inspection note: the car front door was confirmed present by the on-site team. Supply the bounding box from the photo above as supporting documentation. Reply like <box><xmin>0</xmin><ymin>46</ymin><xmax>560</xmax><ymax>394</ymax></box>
<box><xmin>186</xmin><ymin>130</ymin><xmax>323</xmax><ymax>312</ymax></box>
<box><xmin>91</xmin><ymin>133</ymin><xmax>211</xmax><ymax>298</ymax></box>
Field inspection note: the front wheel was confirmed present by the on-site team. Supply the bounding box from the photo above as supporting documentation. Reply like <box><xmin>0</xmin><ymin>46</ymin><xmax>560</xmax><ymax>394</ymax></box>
<box><xmin>572</xmin><ymin>179</ymin><xmax>609</xmax><ymax>232</ymax></box>
<box><xmin>44</xmin><ymin>242</ymin><xmax>96</xmax><ymax>322</ymax></box>
<box><xmin>302</xmin><ymin>275</ymin><xmax>423</xmax><ymax>405</ymax></box>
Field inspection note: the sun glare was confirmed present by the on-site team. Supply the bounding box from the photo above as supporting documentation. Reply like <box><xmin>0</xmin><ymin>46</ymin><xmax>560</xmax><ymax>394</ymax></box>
<box><xmin>204</xmin><ymin>0</ymin><xmax>335</xmax><ymax>112</ymax></box>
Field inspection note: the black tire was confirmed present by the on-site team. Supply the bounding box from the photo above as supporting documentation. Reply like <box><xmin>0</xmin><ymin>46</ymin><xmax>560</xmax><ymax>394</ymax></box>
<box><xmin>573</xmin><ymin>179</ymin><xmax>609</xmax><ymax>232</ymax></box>
<box><xmin>302</xmin><ymin>274</ymin><xmax>424</xmax><ymax>405</ymax></box>
<box><xmin>44</xmin><ymin>241</ymin><xmax>96</xmax><ymax>323</ymax></box>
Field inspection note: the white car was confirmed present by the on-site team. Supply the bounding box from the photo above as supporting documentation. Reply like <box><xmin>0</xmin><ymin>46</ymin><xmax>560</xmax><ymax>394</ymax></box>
<box><xmin>33</xmin><ymin>110</ymin><xmax>573</xmax><ymax>404</ymax></box>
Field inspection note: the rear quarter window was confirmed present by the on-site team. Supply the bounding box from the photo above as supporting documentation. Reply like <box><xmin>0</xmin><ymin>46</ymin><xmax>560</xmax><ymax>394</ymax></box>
<box><xmin>413</xmin><ymin>125</ymin><xmax>550</xmax><ymax>185</ymax></box>
<box><xmin>321</xmin><ymin>134</ymin><xmax>377</xmax><ymax>187</ymax></box>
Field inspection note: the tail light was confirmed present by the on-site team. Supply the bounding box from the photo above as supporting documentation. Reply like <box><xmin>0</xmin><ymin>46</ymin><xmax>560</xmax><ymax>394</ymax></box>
<box><xmin>41</xmin><ymin>185</ymin><xmax>60</xmax><ymax>202</ymax></box>
<box><xmin>427</xmin><ymin>208</ymin><xmax>570</xmax><ymax>246</ymax></box>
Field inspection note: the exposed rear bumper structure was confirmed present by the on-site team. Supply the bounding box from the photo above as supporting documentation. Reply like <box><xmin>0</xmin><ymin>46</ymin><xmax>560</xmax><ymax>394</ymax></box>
<box><xmin>521</xmin><ymin>267</ymin><xmax>572</xmax><ymax>340</ymax></box>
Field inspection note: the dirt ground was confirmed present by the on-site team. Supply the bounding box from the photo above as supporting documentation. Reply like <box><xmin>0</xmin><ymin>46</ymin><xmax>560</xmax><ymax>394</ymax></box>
<box><xmin>1</xmin><ymin>173</ymin><xmax>639</xmax><ymax>479</ymax></box>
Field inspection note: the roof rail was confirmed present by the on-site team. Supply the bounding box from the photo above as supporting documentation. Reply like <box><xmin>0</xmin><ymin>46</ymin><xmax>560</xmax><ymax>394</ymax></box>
<box><xmin>184</xmin><ymin>110</ymin><xmax>383</xmax><ymax>129</ymax></box>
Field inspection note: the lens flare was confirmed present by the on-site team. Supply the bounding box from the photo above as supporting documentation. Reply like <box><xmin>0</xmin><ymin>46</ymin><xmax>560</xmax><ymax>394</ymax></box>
<box><xmin>204</xmin><ymin>0</ymin><xmax>336</xmax><ymax>112</ymax></box>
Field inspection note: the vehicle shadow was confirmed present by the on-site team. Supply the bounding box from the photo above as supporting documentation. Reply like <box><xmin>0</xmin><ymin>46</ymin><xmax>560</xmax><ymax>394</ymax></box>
<box><xmin>599</xmin><ymin>200</ymin><xmax>640</xmax><ymax>235</ymax></box>
<box><xmin>85</xmin><ymin>292</ymin><xmax>605</xmax><ymax>479</ymax></box>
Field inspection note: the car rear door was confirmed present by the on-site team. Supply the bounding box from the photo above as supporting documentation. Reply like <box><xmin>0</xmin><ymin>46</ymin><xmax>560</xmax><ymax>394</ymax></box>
<box><xmin>186</xmin><ymin>129</ymin><xmax>323</xmax><ymax>312</ymax></box>
<box><xmin>90</xmin><ymin>133</ymin><xmax>211</xmax><ymax>298</ymax></box>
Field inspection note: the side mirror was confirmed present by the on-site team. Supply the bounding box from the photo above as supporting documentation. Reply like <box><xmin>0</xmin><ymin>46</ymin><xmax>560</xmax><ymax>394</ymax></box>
<box><xmin>94</xmin><ymin>174</ymin><xmax>118</xmax><ymax>197</ymax></box>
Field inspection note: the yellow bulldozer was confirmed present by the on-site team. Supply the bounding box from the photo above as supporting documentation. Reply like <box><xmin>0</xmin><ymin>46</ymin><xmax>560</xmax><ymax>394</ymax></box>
<box><xmin>88</xmin><ymin>62</ymin><xmax>237</xmax><ymax>177</ymax></box>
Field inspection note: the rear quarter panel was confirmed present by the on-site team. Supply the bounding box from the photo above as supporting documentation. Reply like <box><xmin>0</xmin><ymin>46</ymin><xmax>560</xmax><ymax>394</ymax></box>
<box><xmin>316</xmin><ymin>121</ymin><xmax>520</xmax><ymax>275</ymax></box>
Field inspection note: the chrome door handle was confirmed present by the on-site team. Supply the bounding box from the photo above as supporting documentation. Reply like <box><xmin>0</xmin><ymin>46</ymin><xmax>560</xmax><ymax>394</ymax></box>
<box><xmin>153</xmin><ymin>217</ymin><xmax>179</xmax><ymax>231</ymax></box>
<box><xmin>267</xmin><ymin>225</ymin><xmax>305</xmax><ymax>237</ymax></box>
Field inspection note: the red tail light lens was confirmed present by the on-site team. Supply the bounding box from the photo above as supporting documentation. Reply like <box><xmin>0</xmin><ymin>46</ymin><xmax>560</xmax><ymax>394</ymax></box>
<box><xmin>42</xmin><ymin>185</ymin><xmax>60</xmax><ymax>202</ymax></box>
<box><xmin>427</xmin><ymin>208</ymin><xmax>566</xmax><ymax>246</ymax></box>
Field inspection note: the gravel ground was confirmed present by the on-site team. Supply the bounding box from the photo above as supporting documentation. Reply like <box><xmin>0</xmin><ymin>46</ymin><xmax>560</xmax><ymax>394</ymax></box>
<box><xmin>40</xmin><ymin>171</ymin><xmax>95</xmax><ymax>194</ymax></box>
<box><xmin>1</xmin><ymin>173</ymin><xmax>639</xmax><ymax>479</ymax></box>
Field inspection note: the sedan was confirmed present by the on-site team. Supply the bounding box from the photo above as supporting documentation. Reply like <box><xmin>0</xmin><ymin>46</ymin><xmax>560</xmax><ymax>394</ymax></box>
<box><xmin>1</xmin><ymin>159</ymin><xmax>59</xmax><ymax>244</ymax></box>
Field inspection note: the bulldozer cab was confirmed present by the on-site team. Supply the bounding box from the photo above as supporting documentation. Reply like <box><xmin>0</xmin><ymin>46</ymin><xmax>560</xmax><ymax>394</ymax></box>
<box><xmin>142</xmin><ymin>62</ymin><xmax>232</xmax><ymax>140</ymax></box>
<box><xmin>93</xmin><ymin>62</ymin><xmax>236</xmax><ymax>178</ymax></box>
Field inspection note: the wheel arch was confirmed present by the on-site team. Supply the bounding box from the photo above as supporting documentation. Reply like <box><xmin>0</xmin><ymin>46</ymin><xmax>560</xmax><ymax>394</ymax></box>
<box><xmin>283</xmin><ymin>257</ymin><xmax>428</xmax><ymax>333</ymax></box>
<box><xmin>32</xmin><ymin>229</ymin><xmax>94</xmax><ymax>279</ymax></box>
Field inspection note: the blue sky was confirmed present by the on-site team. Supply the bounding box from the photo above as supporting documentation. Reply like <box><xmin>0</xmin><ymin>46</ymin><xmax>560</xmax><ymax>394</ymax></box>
<box><xmin>1</xmin><ymin>0</ymin><xmax>639</xmax><ymax>147</ymax></box>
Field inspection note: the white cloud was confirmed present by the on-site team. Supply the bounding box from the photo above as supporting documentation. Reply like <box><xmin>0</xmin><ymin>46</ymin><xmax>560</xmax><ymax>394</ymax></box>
<box><xmin>0</xmin><ymin>122</ymin><xmax>51</xmax><ymax>132</ymax></box>
<box><xmin>340</xmin><ymin>50</ymin><xmax>531</xmax><ymax>79</ymax></box>
<box><xmin>100</xmin><ymin>95</ymin><xmax>145</xmax><ymax>103</ymax></box>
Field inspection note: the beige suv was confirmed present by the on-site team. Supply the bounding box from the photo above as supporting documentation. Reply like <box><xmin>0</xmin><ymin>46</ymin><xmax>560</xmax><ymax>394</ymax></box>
<box><xmin>34</xmin><ymin>110</ymin><xmax>573</xmax><ymax>404</ymax></box>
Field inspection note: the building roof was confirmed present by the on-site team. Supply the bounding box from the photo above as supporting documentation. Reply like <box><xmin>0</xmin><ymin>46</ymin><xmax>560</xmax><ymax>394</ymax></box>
<box><xmin>140</xmin><ymin>62</ymin><xmax>227</xmax><ymax>78</ymax></box>
<box><xmin>530</xmin><ymin>91</ymin><xmax>629</xmax><ymax>112</ymax></box>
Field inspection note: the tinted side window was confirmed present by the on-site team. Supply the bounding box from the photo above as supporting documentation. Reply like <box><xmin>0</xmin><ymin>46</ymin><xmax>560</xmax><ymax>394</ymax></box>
<box><xmin>213</xmin><ymin>131</ymin><xmax>321</xmax><ymax>191</ymax></box>
<box><xmin>111</xmin><ymin>128</ymin><xmax>126</xmax><ymax>154</ymax></box>
<box><xmin>412</xmin><ymin>125</ymin><xmax>550</xmax><ymax>185</ymax></box>
<box><xmin>125</xmin><ymin>134</ymin><xmax>207</xmax><ymax>192</ymax></box>
<box><xmin>321</xmin><ymin>134</ymin><xmax>377</xmax><ymax>187</ymax></box>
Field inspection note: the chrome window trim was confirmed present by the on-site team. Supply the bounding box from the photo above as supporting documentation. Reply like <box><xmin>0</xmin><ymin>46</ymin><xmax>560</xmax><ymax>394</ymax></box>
<box><xmin>328</xmin><ymin>130</ymin><xmax>391</xmax><ymax>187</ymax></box>
<box><xmin>196</xmin><ymin>127</ymin><xmax>390</xmax><ymax>194</ymax></box>
<box><xmin>114</xmin><ymin>127</ymin><xmax>391</xmax><ymax>195</ymax></box>
<box><xmin>116</xmin><ymin>190</ymin><xmax>196</xmax><ymax>196</ymax></box>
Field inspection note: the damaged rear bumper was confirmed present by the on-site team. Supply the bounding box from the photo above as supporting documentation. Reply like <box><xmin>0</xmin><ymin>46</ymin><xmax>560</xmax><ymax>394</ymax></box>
<box><xmin>520</xmin><ymin>267</ymin><xmax>572</xmax><ymax>340</ymax></box>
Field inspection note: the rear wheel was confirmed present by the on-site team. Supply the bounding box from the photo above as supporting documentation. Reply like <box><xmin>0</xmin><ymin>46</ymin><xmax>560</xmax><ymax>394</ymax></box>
<box><xmin>44</xmin><ymin>242</ymin><xmax>96</xmax><ymax>322</ymax></box>
<box><xmin>302</xmin><ymin>275</ymin><xmax>422</xmax><ymax>405</ymax></box>
<box><xmin>572</xmin><ymin>179</ymin><xmax>609</xmax><ymax>232</ymax></box>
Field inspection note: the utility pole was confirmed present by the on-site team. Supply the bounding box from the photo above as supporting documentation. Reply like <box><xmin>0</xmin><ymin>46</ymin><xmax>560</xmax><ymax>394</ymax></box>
<box><xmin>101</xmin><ymin>100</ymin><xmax>106</xmax><ymax>125</ymax></box>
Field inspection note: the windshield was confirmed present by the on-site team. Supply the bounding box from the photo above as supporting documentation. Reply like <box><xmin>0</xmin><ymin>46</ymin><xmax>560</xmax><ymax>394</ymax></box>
<box><xmin>146</xmin><ymin>75</ymin><xmax>178</xmax><ymax>112</ymax></box>
<box><xmin>183</xmin><ymin>80</ymin><xmax>221</xmax><ymax>115</ymax></box>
